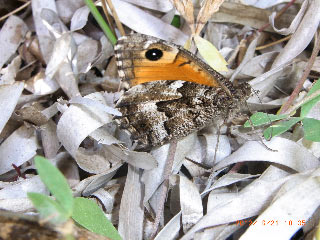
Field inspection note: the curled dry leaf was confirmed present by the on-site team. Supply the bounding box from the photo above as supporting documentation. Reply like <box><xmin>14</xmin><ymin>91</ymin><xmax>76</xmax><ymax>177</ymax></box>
<box><xmin>271</xmin><ymin>0</ymin><xmax>320</xmax><ymax>68</ymax></box>
<box><xmin>31</xmin><ymin>0</ymin><xmax>57</xmax><ymax>63</ymax></box>
<box><xmin>210</xmin><ymin>2</ymin><xmax>296</xmax><ymax>33</ymax></box>
<box><xmin>0</xmin><ymin>125</ymin><xmax>37</xmax><ymax>175</ymax></box>
<box><xmin>269</xmin><ymin>0</ymin><xmax>308</xmax><ymax>35</ymax></box>
<box><xmin>69</xmin><ymin>96</ymin><xmax>121</xmax><ymax>116</ymax></box>
<box><xmin>213</xmin><ymin>137</ymin><xmax>320</xmax><ymax>173</ymax></box>
<box><xmin>57</xmin><ymin>92</ymin><xmax>114</xmax><ymax>157</ymax></box>
<box><xmin>154</xmin><ymin>212</ymin><xmax>181</xmax><ymax>240</ymax></box>
<box><xmin>204</xmin><ymin>172</ymin><xmax>260</xmax><ymax>195</ymax></box>
<box><xmin>181</xmin><ymin>171</ymin><xmax>290</xmax><ymax>240</ymax></box>
<box><xmin>241</xmin><ymin>168</ymin><xmax>320</xmax><ymax>239</ymax></box>
<box><xmin>0</xmin><ymin>16</ymin><xmax>28</xmax><ymax>69</ymax></box>
<box><xmin>89</xmin><ymin>126</ymin><xmax>122</xmax><ymax>146</ymax></box>
<box><xmin>0</xmin><ymin>176</ymin><xmax>48</xmax><ymax>199</ymax></box>
<box><xmin>91</xmin><ymin>187</ymin><xmax>116</xmax><ymax>215</ymax></box>
<box><xmin>71</xmin><ymin>162</ymin><xmax>123</xmax><ymax>197</ymax></box>
<box><xmin>104</xmin><ymin>145</ymin><xmax>157</xmax><ymax>170</ymax></box>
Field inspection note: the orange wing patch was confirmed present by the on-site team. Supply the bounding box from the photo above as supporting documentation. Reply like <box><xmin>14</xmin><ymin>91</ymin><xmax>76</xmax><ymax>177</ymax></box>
<box><xmin>132</xmin><ymin>52</ymin><xmax>220</xmax><ymax>87</ymax></box>
<box><xmin>115</xmin><ymin>34</ymin><xmax>225</xmax><ymax>89</ymax></box>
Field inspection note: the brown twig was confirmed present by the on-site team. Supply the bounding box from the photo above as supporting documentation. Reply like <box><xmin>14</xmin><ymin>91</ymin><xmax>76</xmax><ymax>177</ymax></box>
<box><xmin>12</xmin><ymin>164</ymin><xmax>26</xmax><ymax>179</ymax></box>
<box><xmin>258</xmin><ymin>0</ymin><xmax>297</xmax><ymax>33</ymax></box>
<box><xmin>105</xmin><ymin>0</ymin><xmax>126</xmax><ymax>36</ymax></box>
<box><xmin>0</xmin><ymin>1</ymin><xmax>31</xmax><ymax>22</ymax></box>
<box><xmin>101</xmin><ymin>0</ymin><xmax>116</xmax><ymax>36</ymax></box>
<box><xmin>256</xmin><ymin>35</ymin><xmax>292</xmax><ymax>50</ymax></box>
<box><xmin>284</xmin><ymin>89</ymin><xmax>320</xmax><ymax>115</ymax></box>
<box><xmin>280</xmin><ymin>30</ymin><xmax>320</xmax><ymax>114</ymax></box>
<box><xmin>151</xmin><ymin>140</ymin><xmax>177</xmax><ymax>238</ymax></box>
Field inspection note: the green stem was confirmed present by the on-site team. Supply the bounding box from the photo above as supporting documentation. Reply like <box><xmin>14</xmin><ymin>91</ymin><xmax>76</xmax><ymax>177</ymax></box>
<box><xmin>84</xmin><ymin>0</ymin><xmax>117</xmax><ymax>46</ymax></box>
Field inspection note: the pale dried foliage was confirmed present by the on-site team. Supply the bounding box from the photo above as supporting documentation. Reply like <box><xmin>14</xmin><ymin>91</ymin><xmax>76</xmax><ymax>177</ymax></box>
<box><xmin>169</xmin><ymin>0</ymin><xmax>195</xmax><ymax>33</ymax></box>
<box><xmin>195</xmin><ymin>0</ymin><xmax>225</xmax><ymax>35</ymax></box>
<box><xmin>0</xmin><ymin>0</ymin><xmax>320</xmax><ymax>240</ymax></box>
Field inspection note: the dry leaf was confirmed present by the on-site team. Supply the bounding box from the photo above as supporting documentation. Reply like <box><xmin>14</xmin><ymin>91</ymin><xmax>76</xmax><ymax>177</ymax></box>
<box><xmin>271</xmin><ymin>0</ymin><xmax>320</xmax><ymax>68</ymax></box>
<box><xmin>0</xmin><ymin>82</ymin><xmax>24</xmax><ymax>133</ymax></box>
<box><xmin>0</xmin><ymin>16</ymin><xmax>28</xmax><ymax>69</ymax></box>
<box><xmin>194</xmin><ymin>35</ymin><xmax>228</xmax><ymax>71</ymax></box>
<box><xmin>118</xmin><ymin>165</ymin><xmax>144</xmax><ymax>240</ymax></box>
<box><xmin>210</xmin><ymin>2</ymin><xmax>295</xmax><ymax>33</ymax></box>
<box><xmin>0</xmin><ymin>176</ymin><xmax>48</xmax><ymax>199</ymax></box>
<box><xmin>180</xmin><ymin>176</ymin><xmax>203</xmax><ymax>232</ymax></box>
<box><xmin>111</xmin><ymin>0</ymin><xmax>188</xmax><ymax>45</ymax></box>
<box><xmin>169</xmin><ymin>0</ymin><xmax>195</xmax><ymax>33</ymax></box>
<box><xmin>269</xmin><ymin>0</ymin><xmax>308</xmax><ymax>35</ymax></box>
<box><xmin>0</xmin><ymin>125</ymin><xmax>37</xmax><ymax>175</ymax></box>
<box><xmin>122</xmin><ymin>0</ymin><xmax>173</xmax><ymax>12</ymax></box>
<box><xmin>241</xmin><ymin>169</ymin><xmax>320</xmax><ymax>239</ymax></box>
<box><xmin>195</xmin><ymin>0</ymin><xmax>225</xmax><ymax>35</ymax></box>
<box><xmin>57</xmin><ymin>92</ymin><xmax>114</xmax><ymax>157</ymax></box>
<box><xmin>31</xmin><ymin>0</ymin><xmax>57</xmax><ymax>63</ymax></box>
<box><xmin>213</xmin><ymin>137</ymin><xmax>320</xmax><ymax>173</ymax></box>
<box><xmin>70</xmin><ymin>5</ymin><xmax>91</xmax><ymax>31</ymax></box>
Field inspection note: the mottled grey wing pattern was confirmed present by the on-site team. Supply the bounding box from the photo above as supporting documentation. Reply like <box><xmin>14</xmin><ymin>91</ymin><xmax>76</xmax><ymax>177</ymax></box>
<box><xmin>114</xmin><ymin>34</ymin><xmax>251</xmax><ymax>149</ymax></box>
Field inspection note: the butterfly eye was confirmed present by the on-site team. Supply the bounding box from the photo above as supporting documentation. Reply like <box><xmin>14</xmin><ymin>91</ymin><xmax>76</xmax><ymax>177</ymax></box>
<box><xmin>145</xmin><ymin>48</ymin><xmax>163</xmax><ymax>61</ymax></box>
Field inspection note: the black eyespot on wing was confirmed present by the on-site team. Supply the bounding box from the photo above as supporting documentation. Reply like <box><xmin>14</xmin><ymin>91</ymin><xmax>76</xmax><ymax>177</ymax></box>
<box><xmin>145</xmin><ymin>48</ymin><xmax>163</xmax><ymax>61</ymax></box>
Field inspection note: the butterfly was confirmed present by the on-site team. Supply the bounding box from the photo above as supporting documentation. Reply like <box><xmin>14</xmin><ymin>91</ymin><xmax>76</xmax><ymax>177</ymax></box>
<box><xmin>114</xmin><ymin>33</ymin><xmax>251</xmax><ymax>150</ymax></box>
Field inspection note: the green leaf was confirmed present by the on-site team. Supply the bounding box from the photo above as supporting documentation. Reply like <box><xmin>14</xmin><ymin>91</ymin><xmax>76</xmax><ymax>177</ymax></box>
<box><xmin>72</xmin><ymin>197</ymin><xmax>122</xmax><ymax>240</ymax></box>
<box><xmin>303</xmin><ymin>118</ymin><xmax>320</xmax><ymax>142</ymax></box>
<box><xmin>263</xmin><ymin>117</ymin><xmax>302</xmax><ymax>140</ymax></box>
<box><xmin>171</xmin><ymin>15</ymin><xmax>180</xmax><ymax>28</ymax></box>
<box><xmin>244</xmin><ymin>112</ymin><xmax>288</xmax><ymax>127</ymax></box>
<box><xmin>194</xmin><ymin>35</ymin><xmax>228</xmax><ymax>72</ymax></box>
<box><xmin>301</xmin><ymin>79</ymin><xmax>320</xmax><ymax>117</ymax></box>
<box><xmin>34</xmin><ymin>156</ymin><xmax>73</xmax><ymax>216</ymax></box>
<box><xmin>27</xmin><ymin>192</ymin><xmax>69</xmax><ymax>224</ymax></box>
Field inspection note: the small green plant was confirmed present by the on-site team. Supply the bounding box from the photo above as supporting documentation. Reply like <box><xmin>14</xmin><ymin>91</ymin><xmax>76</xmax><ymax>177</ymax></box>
<box><xmin>28</xmin><ymin>156</ymin><xmax>122</xmax><ymax>240</ymax></box>
<box><xmin>245</xmin><ymin>79</ymin><xmax>320</xmax><ymax>142</ymax></box>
